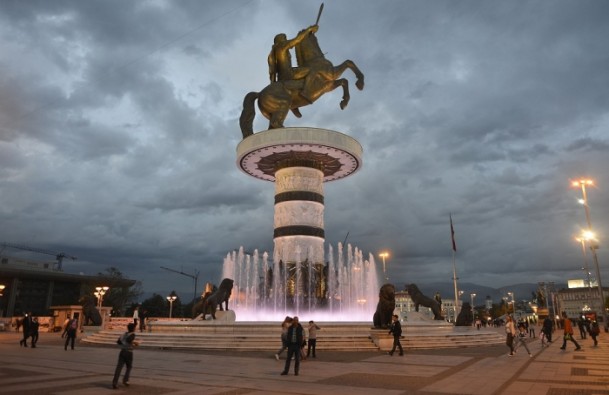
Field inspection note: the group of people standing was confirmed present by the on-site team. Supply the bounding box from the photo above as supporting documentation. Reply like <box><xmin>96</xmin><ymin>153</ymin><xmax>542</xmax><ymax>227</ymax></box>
<box><xmin>275</xmin><ymin>316</ymin><xmax>321</xmax><ymax>376</ymax></box>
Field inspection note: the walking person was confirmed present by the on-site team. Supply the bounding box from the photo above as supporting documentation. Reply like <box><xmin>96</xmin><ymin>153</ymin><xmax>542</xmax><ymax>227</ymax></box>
<box><xmin>514</xmin><ymin>323</ymin><xmax>532</xmax><ymax>357</ymax></box>
<box><xmin>388</xmin><ymin>314</ymin><xmax>404</xmax><ymax>356</ymax></box>
<box><xmin>274</xmin><ymin>316</ymin><xmax>292</xmax><ymax>361</ymax></box>
<box><xmin>528</xmin><ymin>319</ymin><xmax>536</xmax><ymax>338</ymax></box>
<box><xmin>281</xmin><ymin>316</ymin><xmax>303</xmax><ymax>376</ymax></box>
<box><xmin>19</xmin><ymin>312</ymin><xmax>32</xmax><ymax>347</ymax></box>
<box><xmin>506</xmin><ymin>315</ymin><xmax>516</xmax><ymax>356</ymax></box>
<box><xmin>306</xmin><ymin>320</ymin><xmax>321</xmax><ymax>358</ymax></box>
<box><xmin>542</xmin><ymin>316</ymin><xmax>554</xmax><ymax>343</ymax></box>
<box><xmin>560</xmin><ymin>312</ymin><xmax>582</xmax><ymax>351</ymax></box>
<box><xmin>132</xmin><ymin>305</ymin><xmax>140</xmax><ymax>328</ymax></box>
<box><xmin>139</xmin><ymin>308</ymin><xmax>147</xmax><ymax>332</ymax></box>
<box><xmin>30</xmin><ymin>317</ymin><xmax>40</xmax><ymax>348</ymax></box>
<box><xmin>588</xmin><ymin>320</ymin><xmax>600</xmax><ymax>347</ymax></box>
<box><xmin>112</xmin><ymin>322</ymin><xmax>139</xmax><ymax>389</ymax></box>
<box><xmin>577</xmin><ymin>317</ymin><xmax>587</xmax><ymax>339</ymax></box>
<box><xmin>540</xmin><ymin>328</ymin><xmax>548</xmax><ymax>348</ymax></box>
<box><xmin>64</xmin><ymin>316</ymin><xmax>78</xmax><ymax>350</ymax></box>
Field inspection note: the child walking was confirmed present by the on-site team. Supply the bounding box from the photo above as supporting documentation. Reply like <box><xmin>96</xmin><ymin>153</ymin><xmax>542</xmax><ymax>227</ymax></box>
<box><xmin>514</xmin><ymin>323</ymin><xmax>532</xmax><ymax>357</ymax></box>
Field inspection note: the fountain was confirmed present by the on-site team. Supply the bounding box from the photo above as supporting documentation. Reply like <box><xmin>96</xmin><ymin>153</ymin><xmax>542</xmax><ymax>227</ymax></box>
<box><xmin>222</xmin><ymin>243</ymin><xmax>380</xmax><ymax>321</ymax></box>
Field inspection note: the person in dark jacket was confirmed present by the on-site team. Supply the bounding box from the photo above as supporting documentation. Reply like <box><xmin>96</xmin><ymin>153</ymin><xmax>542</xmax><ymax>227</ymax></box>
<box><xmin>64</xmin><ymin>317</ymin><xmax>78</xmax><ymax>350</ymax></box>
<box><xmin>542</xmin><ymin>316</ymin><xmax>554</xmax><ymax>343</ymax></box>
<box><xmin>388</xmin><ymin>314</ymin><xmax>404</xmax><ymax>356</ymax></box>
<box><xmin>112</xmin><ymin>323</ymin><xmax>139</xmax><ymax>389</ymax></box>
<box><xmin>281</xmin><ymin>316</ymin><xmax>303</xmax><ymax>376</ymax></box>
<box><xmin>19</xmin><ymin>312</ymin><xmax>32</xmax><ymax>347</ymax></box>
<box><xmin>30</xmin><ymin>317</ymin><xmax>40</xmax><ymax>348</ymax></box>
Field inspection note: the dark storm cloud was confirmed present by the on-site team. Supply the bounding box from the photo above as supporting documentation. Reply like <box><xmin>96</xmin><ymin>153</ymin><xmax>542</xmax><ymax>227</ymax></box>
<box><xmin>1</xmin><ymin>0</ymin><xmax>608</xmax><ymax>298</ymax></box>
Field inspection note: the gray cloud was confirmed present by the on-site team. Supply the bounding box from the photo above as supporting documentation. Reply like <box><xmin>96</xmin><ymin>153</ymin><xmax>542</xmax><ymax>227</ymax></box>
<box><xmin>1</xmin><ymin>0</ymin><xmax>608</xmax><ymax>299</ymax></box>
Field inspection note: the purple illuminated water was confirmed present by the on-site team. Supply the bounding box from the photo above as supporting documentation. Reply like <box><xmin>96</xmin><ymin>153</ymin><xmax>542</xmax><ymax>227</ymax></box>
<box><xmin>222</xmin><ymin>243</ymin><xmax>379</xmax><ymax>321</ymax></box>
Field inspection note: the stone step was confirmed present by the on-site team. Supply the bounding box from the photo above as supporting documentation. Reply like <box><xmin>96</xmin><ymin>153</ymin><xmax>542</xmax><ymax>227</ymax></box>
<box><xmin>82</xmin><ymin>323</ymin><xmax>507</xmax><ymax>351</ymax></box>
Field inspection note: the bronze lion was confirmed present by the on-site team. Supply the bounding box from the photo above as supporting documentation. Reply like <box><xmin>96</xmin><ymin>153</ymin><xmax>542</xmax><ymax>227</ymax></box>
<box><xmin>407</xmin><ymin>284</ymin><xmax>444</xmax><ymax>320</ymax></box>
<box><xmin>373</xmin><ymin>283</ymin><xmax>396</xmax><ymax>329</ymax></box>
<box><xmin>193</xmin><ymin>278</ymin><xmax>233</xmax><ymax>320</ymax></box>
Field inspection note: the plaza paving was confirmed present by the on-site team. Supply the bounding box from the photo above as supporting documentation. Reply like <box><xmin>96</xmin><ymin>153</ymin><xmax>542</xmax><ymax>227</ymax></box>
<box><xmin>0</xmin><ymin>329</ymin><xmax>607</xmax><ymax>395</ymax></box>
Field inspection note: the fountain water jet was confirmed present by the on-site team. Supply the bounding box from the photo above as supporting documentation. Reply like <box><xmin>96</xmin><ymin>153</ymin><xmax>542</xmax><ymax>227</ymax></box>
<box><xmin>222</xmin><ymin>242</ymin><xmax>379</xmax><ymax>321</ymax></box>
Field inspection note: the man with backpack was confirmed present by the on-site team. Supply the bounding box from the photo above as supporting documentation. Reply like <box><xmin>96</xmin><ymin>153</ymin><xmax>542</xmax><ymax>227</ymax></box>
<box><xmin>112</xmin><ymin>323</ymin><xmax>139</xmax><ymax>389</ymax></box>
<box><xmin>63</xmin><ymin>315</ymin><xmax>78</xmax><ymax>350</ymax></box>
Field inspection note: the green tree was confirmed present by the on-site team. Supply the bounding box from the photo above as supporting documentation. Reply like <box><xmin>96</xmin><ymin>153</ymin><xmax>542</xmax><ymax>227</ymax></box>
<box><xmin>141</xmin><ymin>294</ymin><xmax>168</xmax><ymax>317</ymax></box>
<box><xmin>95</xmin><ymin>267</ymin><xmax>142</xmax><ymax>316</ymax></box>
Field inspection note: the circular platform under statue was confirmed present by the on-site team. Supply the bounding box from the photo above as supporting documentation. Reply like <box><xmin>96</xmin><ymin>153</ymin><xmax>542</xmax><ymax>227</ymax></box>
<box><xmin>236</xmin><ymin>127</ymin><xmax>363</xmax><ymax>182</ymax></box>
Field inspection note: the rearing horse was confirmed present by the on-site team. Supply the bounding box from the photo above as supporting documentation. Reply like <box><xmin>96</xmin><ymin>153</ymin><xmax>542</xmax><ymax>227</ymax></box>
<box><xmin>239</xmin><ymin>30</ymin><xmax>364</xmax><ymax>138</ymax></box>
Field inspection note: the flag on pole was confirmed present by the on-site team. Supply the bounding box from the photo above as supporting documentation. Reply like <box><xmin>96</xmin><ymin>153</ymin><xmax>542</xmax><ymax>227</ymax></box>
<box><xmin>450</xmin><ymin>214</ymin><xmax>457</xmax><ymax>252</ymax></box>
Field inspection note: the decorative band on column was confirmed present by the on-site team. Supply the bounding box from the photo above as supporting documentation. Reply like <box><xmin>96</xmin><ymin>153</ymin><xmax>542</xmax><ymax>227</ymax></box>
<box><xmin>276</xmin><ymin>158</ymin><xmax>324</xmax><ymax>172</ymax></box>
<box><xmin>274</xmin><ymin>226</ymin><xmax>325</xmax><ymax>238</ymax></box>
<box><xmin>275</xmin><ymin>191</ymin><xmax>324</xmax><ymax>204</ymax></box>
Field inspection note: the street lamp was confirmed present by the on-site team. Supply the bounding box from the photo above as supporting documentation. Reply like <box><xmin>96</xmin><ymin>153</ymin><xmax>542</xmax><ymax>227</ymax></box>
<box><xmin>94</xmin><ymin>286</ymin><xmax>109</xmax><ymax>308</ymax></box>
<box><xmin>166</xmin><ymin>291</ymin><xmax>177</xmax><ymax>318</ymax></box>
<box><xmin>470</xmin><ymin>293</ymin><xmax>477</xmax><ymax>324</ymax></box>
<box><xmin>572</xmin><ymin>178</ymin><xmax>608</xmax><ymax>331</ymax></box>
<box><xmin>379</xmin><ymin>252</ymin><xmax>389</xmax><ymax>282</ymax></box>
<box><xmin>576</xmin><ymin>234</ymin><xmax>593</xmax><ymax>310</ymax></box>
<box><xmin>507</xmin><ymin>292</ymin><xmax>515</xmax><ymax>314</ymax></box>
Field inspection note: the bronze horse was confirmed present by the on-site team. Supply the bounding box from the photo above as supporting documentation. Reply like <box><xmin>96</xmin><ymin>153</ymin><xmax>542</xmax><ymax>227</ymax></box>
<box><xmin>239</xmin><ymin>30</ymin><xmax>364</xmax><ymax>138</ymax></box>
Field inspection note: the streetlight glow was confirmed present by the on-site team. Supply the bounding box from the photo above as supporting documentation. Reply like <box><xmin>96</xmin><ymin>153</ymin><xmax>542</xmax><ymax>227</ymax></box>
<box><xmin>571</xmin><ymin>177</ymin><xmax>607</xmax><ymax>331</ymax></box>
<box><xmin>379</xmin><ymin>252</ymin><xmax>389</xmax><ymax>282</ymax></box>
<box><xmin>94</xmin><ymin>286</ymin><xmax>109</xmax><ymax>308</ymax></box>
<box><xmin>167</xmin><ymin>291</ymin><xmax>178</xmax><ymax>318</ymax></box>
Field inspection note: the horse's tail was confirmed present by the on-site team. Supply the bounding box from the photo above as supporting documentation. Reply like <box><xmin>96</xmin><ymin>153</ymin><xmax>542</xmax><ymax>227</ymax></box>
<box><xmin>240</xmin><ymin>91</ymin><xmax>259</xmax><ymax>138</ymax></box>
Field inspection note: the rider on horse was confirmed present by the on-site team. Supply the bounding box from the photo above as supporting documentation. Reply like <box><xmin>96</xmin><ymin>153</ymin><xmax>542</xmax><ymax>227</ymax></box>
<box><xmin>268</xmin><ymin>24</ymin><xmax>319</xmax><ymax>105</ymax></box>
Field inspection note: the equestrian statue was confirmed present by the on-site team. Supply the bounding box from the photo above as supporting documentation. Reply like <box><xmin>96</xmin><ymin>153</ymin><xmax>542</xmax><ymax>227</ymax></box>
<box><xmin>239</xmin><ymin>3</ymin><xmax>365</xmax><ymax>138</ymax></box>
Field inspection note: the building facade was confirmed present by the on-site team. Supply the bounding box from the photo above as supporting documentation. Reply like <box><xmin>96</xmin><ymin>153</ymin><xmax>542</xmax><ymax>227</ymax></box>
<box><xmin>0</xmin><ymin>255</ymin><xmax>135</xmax><ymax>317</ymax></box>
<box><xmin>555</xmin><ymin>285</ymin><xmax>608</xmax><ymax>323</ymax></box>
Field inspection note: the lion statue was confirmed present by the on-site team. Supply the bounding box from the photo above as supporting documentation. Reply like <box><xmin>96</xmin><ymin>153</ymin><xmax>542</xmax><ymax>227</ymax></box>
<box><xmin>192</xmin><ymin>290</ymin><xmax>214</xmax><ymax>318</ymax></box>
<box><xmin>79</xmin><ymin>295</ymin><xmax>102</xmax><ymax>326</ymax></box>
<box><xmin>456</xmin><ymin>302</ymin><xmax>473</xmax><ymax>326</ymax></box>
<box><xmin>373</xmin><ymin>283</ymin><xmax>395</xmax><ymax>329</ymax></box>
<box><xmin>407</xmin><ymin>284</ymin><xmax>444</xmax><ymax>320</ymax></box>
<box><xmin>194</xmin><ymin>278</ymin><xmax>233</xmax><ymax>320</ymax></box>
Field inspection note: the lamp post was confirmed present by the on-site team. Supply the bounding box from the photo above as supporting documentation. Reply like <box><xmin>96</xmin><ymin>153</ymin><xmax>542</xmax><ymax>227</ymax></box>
<box><xmin>576</xmin><ymin>234</ymin><xmax>593</xmax><ymax>309</ymax></box>
<box><xmin>470</xmin><ymin>293</ymin><xmax>477</xmax><ymax>324</ymax></box>
<box><xmin>379</xmin><ymin>252</ymin><xmax>389</xmax><ymax>282</ymax></box>
<box><xmin>458</xmin><ymin>290</ymin><xmax>464</xmax><ymax>315</ymax></box>
<box><xmin>572</xmin><ymin>178</ymin><xmax>608</xmax><ymax>331</ymax></box>
<box><xmin>166</xmin><ymin>291</ymin><xmax>177</xmax><ymax>318</ymax></box>
<box><xmin>94</xmin><ymin>286</ymin><xmax>109</xmax><ymax>309</ymax></box>
<box><xmin>507</xmin><ymin>292</ymin><xmax>515</xmax><ymax>315</ymax></box>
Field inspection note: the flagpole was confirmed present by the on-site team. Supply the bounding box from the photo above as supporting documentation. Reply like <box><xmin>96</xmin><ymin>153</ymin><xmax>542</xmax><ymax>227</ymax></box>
<box><xmin>452</xmin><ymin>250</ymin><xmax>459</xmax><ymax>319</ymax></box>
<box><xmin>450</xmin><ymin>214</ymin><xmax>459</xmax><ymax>320</ymax></box>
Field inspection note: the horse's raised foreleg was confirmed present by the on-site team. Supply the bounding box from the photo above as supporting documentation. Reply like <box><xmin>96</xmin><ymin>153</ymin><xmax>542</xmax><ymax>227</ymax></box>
<box><xmin>335</xmin><ymin>78</ymin><xmax>350</xmax><ymax>110</ymax></box>
<box><xmin>333</xmin><ymin>60</ymin><xmax>365</xmax><ymax>91</ymax></box>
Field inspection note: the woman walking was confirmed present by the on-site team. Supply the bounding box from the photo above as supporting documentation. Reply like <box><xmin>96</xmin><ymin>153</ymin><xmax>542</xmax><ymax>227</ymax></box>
<box><xmin>505</xmin><ymin>316</ymin><xmax>516</xmax><ymax>356</ymax></box>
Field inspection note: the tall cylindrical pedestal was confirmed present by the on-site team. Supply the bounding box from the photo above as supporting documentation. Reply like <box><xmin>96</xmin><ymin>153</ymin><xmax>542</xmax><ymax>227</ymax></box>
<box><xmin>273</xmin><ymin>166</ymin><xmax>325</xmax><ymax>264</ymax></box>
<box><xmin>236</xmin><ymin>127</ymin><xmax>362</xmax><ymax>303</ymax></box>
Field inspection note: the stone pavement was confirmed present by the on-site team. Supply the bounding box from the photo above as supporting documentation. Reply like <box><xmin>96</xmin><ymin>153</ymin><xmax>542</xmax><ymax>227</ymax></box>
<box><xmin>0</xmin><ymin>330</ymin><xmax>607</xmax><ymax>395</ymax></box>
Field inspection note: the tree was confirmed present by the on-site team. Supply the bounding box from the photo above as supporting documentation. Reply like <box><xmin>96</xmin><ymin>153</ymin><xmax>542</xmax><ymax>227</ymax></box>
<box><xmin>95</xmin><ymin>267</ymin><xmax>142</xmax><ymax>316</ymax></box>
<box><xmin>140</xmin><ymin>294</ymin><xmax>168</xmax><ymax>317</ymax></box>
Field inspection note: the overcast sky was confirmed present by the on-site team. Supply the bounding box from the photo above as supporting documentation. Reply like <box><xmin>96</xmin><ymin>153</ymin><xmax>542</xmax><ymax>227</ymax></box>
<box><xmin>1</xmin><ymin>0</ymin><xmax>608</xmax><ymax>300</ymax></box>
